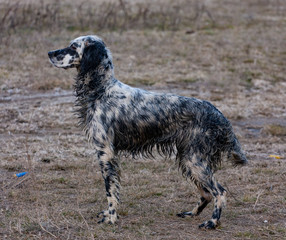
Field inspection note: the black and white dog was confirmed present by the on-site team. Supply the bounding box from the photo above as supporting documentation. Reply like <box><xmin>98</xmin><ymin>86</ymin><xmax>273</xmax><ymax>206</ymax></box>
<box><xmin>48</xmin><ymin>35</ymin><xmax>247</xmax><ymax>229</ymax></box>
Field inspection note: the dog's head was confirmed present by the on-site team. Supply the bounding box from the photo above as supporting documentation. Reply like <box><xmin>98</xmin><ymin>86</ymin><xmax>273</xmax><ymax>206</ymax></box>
<box><xmin>48</xmin><ymin>35</ymin><xmax>112</xmax><ymax>72</ymax></box>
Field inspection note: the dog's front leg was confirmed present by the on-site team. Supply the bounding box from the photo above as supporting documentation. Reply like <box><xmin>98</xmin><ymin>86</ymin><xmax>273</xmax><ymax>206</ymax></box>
<box><xmin>96</xmin><ymin>147</ymin><xmax>121</xmax><ymax>224</ymax></box>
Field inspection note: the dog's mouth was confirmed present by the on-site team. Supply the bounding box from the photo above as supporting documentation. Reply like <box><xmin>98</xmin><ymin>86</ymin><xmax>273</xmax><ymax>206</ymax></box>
<box><xmin>48</xmin><ymin>56</ymin><xmax>59</xmax><ymax>66</ymax></box>
<box><xmin>49</xmin><ymin>57</ymin><xmax>72</xmax><ymax>69</ymax></box>
<box><xmin>48</xmin><ymin>57</ymin><xmax>56</xmax><ymax>66</ymax></box>
<box><xmin>49</xmin><ymin>58</ymin><xmax>62</xmax><ymax>68</ymax></box>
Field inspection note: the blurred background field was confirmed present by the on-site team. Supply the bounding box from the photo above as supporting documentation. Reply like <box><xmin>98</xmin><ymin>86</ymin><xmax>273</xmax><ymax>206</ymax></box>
<box><xmin>0</xmin><ymin>0</ymin><xmax>286</xmax><ymax>239</ymax></box>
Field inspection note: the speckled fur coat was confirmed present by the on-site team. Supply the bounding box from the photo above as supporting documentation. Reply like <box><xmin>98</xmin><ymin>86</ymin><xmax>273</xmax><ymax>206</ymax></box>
<box><xmin>48</xmin><ymin>35</ymin><xmax>247</xmax><ymax>229</ymax></box>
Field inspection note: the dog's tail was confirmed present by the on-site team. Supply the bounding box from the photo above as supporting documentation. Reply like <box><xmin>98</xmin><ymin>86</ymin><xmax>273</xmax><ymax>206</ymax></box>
<box><xmin>229</xmin><ymin>137</ymin><xmax>248</xmax><ymax>166</ymax></box>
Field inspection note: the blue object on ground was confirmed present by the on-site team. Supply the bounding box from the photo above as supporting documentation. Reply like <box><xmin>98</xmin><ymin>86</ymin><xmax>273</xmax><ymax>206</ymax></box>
<box><xmin>14</xmin><ymin>172</ymin><xmax>28</xmax><ymax>178</ymax></box>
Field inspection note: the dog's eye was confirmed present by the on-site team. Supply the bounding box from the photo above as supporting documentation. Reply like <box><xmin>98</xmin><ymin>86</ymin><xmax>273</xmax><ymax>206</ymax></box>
<box><xmin>70</xmin><ymin>45</ymin><xmax>77</xmax><ymax>50</ymax></box>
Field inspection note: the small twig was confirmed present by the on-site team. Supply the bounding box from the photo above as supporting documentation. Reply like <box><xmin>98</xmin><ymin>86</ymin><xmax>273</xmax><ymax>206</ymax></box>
<box><xmin>76</xmin><ymin>192</ymin><xmax>95</xmax><ymax>240</ymax></box>
<box><xmin>39</xmin><ymin>221</ymin><xmax>58</xmax><ymax>239</ymax></box>
<box><xmin>203</xmin><ymin>5</ymin><xmax>215</xmax><ymax>25</ymax></box>
<box><xmin>253</xmin><ymin>190</ymin><xmax>264</xmax><ymax>209</ymax></box>
<box><xmin>224</xmin><ymin>182</ymin><xmax>245</xmax><ymax>205</ymax></box>
<box><xmin>119</xmin><ymin>0</ymin><xmax>129</xmax><ymax>19</ymax></box>
<box><xmin>11</xmin><ymin>176</ymin><xmax>31</xmax><ymax>189</ymax></box>
<box><xmin>1</xmin><ymin>1</ymin><xmax>20</xmax><ymax>27</ymax></box>
<box><xmin>216</xmin><ymin>228</ymin><xmax>234</xmax><ymax>234</ymax></box>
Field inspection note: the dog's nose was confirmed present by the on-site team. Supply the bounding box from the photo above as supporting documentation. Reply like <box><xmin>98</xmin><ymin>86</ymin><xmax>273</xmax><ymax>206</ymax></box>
<box><xmin>48</xmin><ymin>51</ymin><xmax>54</xmax><ymax>58</ymax></box>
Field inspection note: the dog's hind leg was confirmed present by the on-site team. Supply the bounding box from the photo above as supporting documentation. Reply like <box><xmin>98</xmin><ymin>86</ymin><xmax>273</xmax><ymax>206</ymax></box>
<box><xmin>177</xmin><ymin>156</ymin><xmax>226</xmax><ymax>229</ymax></box>
<box><xmin>95</xmin><ymin>147</ymin><xmax>121</xmax><ymax>224</ymax></box>
<box><xmin>198</xmin><ymin>179</ymin><xmax>226</xmax><ymax>229</ymax></box>
<box><xmin>177</xmin><ymin>185</ymin><xmax>212</xmax><ymax>218</ymax></box>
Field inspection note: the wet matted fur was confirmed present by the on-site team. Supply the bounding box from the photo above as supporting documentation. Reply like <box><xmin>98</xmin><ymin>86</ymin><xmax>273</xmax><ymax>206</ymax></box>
<box><xmin>48</xmin><ymin>35</ymin><xmax>247</xmax><ymax>229</ymax></box>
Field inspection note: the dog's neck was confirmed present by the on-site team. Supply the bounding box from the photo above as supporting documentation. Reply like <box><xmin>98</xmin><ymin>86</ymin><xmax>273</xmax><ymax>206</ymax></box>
<box><xmin>74</xmin><ymin>62</ymin><xmax>115</xmax><ymax>128</ymax></box>
<box><xmin>75</xmin><ymin>60</ymin><xmax>114</xmax><ymax>97</ymax></box>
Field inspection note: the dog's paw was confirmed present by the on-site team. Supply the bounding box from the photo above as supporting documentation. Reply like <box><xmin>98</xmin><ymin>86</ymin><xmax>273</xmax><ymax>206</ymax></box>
<box><xmin>198</xmin><ymin>220</ymin><xmax>217</xmax><ymax>229</ymax></box>
<box><xmin>97</xmin><ymin>210</ymin><xmax>118</xmax><ymax>224</ymax></box>
<box><xmin>176</xmin><ymin>211</ymin><xmax>195</xmax><ymax>218</ymax></box>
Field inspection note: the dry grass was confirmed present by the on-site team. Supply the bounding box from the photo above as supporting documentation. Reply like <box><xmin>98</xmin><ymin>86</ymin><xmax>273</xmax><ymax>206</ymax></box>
<box><xmin>1</xmin><ymin>0</ymin><xmax>286</xmax><ymax>239</ymax></box>
<box><xmin>0</xmin><ymin>0</ymin><xmax>213</xmax><ymax>35</ymax></box>
<box><xmin>264</xmin><ymin>124</ymin><xmax>286</xmax><ymax>136</ymax></box>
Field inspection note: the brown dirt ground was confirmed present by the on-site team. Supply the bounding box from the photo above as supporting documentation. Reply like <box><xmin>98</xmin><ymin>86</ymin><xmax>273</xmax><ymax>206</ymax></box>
<box><xmin>0</xmin><ymin>0</ymin><xmax>286</xmax><ymax>239</ymax></box>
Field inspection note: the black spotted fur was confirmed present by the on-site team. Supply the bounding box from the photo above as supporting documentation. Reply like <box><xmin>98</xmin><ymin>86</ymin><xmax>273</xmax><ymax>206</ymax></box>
<box><xmin>48</xmin><ymin>35</ymin><xmax>248</xmax><ymax>228</ymax></box>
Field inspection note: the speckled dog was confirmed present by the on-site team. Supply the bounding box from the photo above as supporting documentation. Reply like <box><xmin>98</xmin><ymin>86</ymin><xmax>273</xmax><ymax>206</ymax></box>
<box><xmin>48</xmin><ymin>35</ymin><xmax>247</xmax><ymax>229</ymax></box>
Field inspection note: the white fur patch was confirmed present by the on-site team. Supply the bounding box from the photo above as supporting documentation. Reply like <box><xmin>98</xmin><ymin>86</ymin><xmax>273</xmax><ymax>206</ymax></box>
<box><xmin>50</xmin><ymin>53</ymin><xmax>73</xmax><ymax>68</ymax></box>
<box><xmin>61</xmin><ymin>54</ymin><xmax>73</xmax><ymax>67</ymax></box>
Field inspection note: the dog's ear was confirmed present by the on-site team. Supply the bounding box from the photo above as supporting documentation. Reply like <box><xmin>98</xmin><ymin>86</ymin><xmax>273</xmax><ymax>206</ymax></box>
<box><xmin>80</xmin><ymin>42</ymin><xmax>107</xmax><ymax>73</ymax></box>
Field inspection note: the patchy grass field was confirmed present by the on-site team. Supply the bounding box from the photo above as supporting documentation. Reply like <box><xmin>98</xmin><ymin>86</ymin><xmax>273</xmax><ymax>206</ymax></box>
<box><xmin>0</xmin><ymin>0</ymin><xmax>286</xmax><ymax>239</ymax></box>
